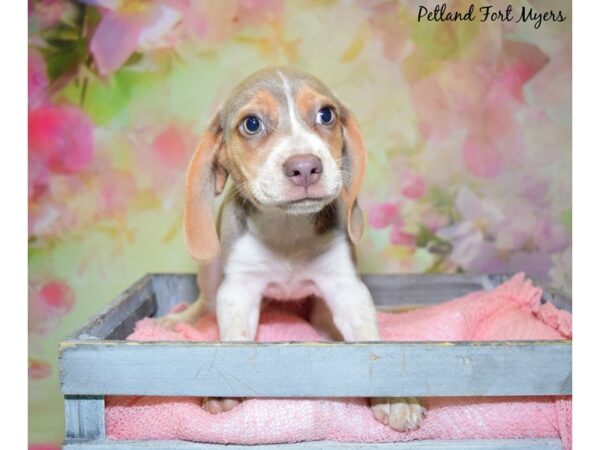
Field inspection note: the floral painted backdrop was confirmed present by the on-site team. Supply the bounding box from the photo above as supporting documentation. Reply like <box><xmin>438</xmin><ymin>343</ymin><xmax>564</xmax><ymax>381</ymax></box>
<box><xmin>28</xmin><ymin>0</ymin><xmax>571</xmax><ymax>446</ymax></box>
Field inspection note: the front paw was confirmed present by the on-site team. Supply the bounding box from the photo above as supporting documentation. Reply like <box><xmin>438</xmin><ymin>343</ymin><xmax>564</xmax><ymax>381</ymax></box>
<box><xmin>370</xmin><ymin>397</ymin><xmax>425</xmax><ymax>432</ymax></box>
<box><xmin>201</xmin><ymin>397</ymin><xmax>243</xmax><ymax>414</ymax></box>
<box><xmin>154</xmin><ymin>311</ymin><xmax>196</xmax><ymax>330</ymax></box>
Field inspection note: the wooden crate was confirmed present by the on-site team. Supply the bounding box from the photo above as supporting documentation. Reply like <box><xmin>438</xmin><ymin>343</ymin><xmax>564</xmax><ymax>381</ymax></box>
<box><xmin>59</xmin><ymin>274</ymin><xmax>572</xmax><ymax>450</ymax></box>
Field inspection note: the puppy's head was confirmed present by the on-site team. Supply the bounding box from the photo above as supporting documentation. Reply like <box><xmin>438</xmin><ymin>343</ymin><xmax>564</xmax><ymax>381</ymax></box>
<box><xmin>185</xmin><ymin>67</ymin><xmax>367</xmax><ymax>261</ymax></box>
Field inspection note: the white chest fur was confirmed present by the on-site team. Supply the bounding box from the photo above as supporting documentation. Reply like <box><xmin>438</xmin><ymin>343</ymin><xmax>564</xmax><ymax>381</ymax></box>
<box><xmin>223</xmin><ymin>228</ymin><xmax>355</xmax><ymax>301</ymax></box>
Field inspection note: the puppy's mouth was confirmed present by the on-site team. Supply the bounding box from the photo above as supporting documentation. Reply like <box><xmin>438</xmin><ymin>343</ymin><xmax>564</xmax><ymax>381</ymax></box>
<box><xmin>285</xmin><ymin>196</ymin><xmax>328</xmax><ymax>205</ymax></box>
<box><xmin>250</xmin><ymin>174</ymin><xmax>342</xmax><ymax>214</ymax></box>
<box><xmin>276</xmin><ymin>195</ymin><xmax>334</xmax><ymax>214</ymax></box>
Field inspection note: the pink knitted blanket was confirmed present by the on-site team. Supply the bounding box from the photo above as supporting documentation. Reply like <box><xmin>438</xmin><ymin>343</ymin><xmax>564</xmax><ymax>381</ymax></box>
<box><xmin>106</xmin><ymin>273</ymin><xmax>572</xmax><ymax>448</ymax></box>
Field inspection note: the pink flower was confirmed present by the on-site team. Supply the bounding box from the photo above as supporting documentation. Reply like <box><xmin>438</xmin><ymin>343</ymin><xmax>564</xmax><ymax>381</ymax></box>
<box><xmin>401</xmin><ymin>172</ymin><xmax>426</xmax><ymax>199</ymax></box>
<box><xmin>39</xmin><ymin>280</ymin><xmax>75</xmax><ymax>311</ymax></box>
<box><xmin>390</xmin><ymin>225</ymin><xmax>416</xmax><ymax>247</ymax></box>
<box><xmin>359</xmin><ymin>0</ymin><xmax>409</xmax><ymax>61</ymax></box>
<box><xmin>29</xmin><ymin>359</ymin><xmax>52</xmax><ymax>380</ymax></box>
<box><xmin>368</xmin><ymin>202</ymin><xmax>398</xmax><ymax>229</ymax></box>
<box><xmin>29</xmin><ymin>105</ymin><xmax>95</xmax><ymax>175</ymax></box>
<box><xmin>28</xmin><ymin>158</ymin><xmax>50</xmax><ymax>201</ymax></box>
<box><xmin>495</xmin><ymin>41</ymin><xmax>548</xmax><ymax>102</ymax></box>
<box><xmin>28</xmin><ymin>50</ymin><xmax>48</xmax><ymax>109</ymax></box>
<box><xmin>409</xmin><ymin>62</ymin><xmax>489</xmax><ymax>142</ymax></box>
<box><xmin>128</xmin><ymin>124</ymin><xmax>196</xmax><ymax>198</ymax></box>
<box><xmin>29</xmin><ymin>0</ymin><xmax>77</xmax><ymax>31</ymax></box>
<box><xmin>29</xmin><ymin>279</ymin><xmax>76</xmax><ymax>335</ymax></box>
<box><xmin>84</xmin><ymin>0</ymin><xmax>285</xmax><ymax>74</ymax></box>
<box><xmin>97</xmin><ymin>170</ymin><xmax>136</xmax><ymax>216</ymax></box>
<box><xmin>86</xmin><ymin>1</ymin><xmax>182</xmax><ymax>75</ymax></box>
<box><xmin>462</xmin><ymin>88</ymin><xmax>525</xmax><ymax>178</ymax></box>
<box><xmin>237</xmin><ymin>0</ymin><xmax>284</xmax><ymax>28</ymax></box>
<box><xmin>151</xmin><ymin>126</ymin><xmax>194</xmax><ymax>170</ymax></box>
<box><xmin>409</xmin><ymin>41</ymin><xmax>547</xmax><ymax>177</ymax></box>
<box><xmin>88</xmin><ymin>2</ymin><xmax>153</xmax><ymax>76</ymax></box>
<box><xmin>462</xmin><ymin>131</ymin><xmax>504</xmax><ymax>178</ymax></box>
<box><xmin>194</xmin><ymin>0</ymin><xmax>284</xmax><ymax>41</ymax></box>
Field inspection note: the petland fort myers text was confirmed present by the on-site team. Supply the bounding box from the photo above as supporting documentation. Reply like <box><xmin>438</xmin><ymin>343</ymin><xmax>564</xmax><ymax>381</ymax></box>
<box><xmin>417</xmin><ymin>3</ymin><xmax>567</xmax><ymax>29</ymax></box>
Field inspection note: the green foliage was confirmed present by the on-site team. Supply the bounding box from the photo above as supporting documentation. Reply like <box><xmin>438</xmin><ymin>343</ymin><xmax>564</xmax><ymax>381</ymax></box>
<box><xmin>38</xmin><ymin>27</ymin><xmax>89</xmax><ymax>82</ymax></box>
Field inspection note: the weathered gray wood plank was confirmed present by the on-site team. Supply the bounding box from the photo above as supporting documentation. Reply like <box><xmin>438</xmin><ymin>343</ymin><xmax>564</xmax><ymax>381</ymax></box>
<box><xmin>62</xmin><ymin>437</ymin><xmax>563</xmax><ymax>449</ymax></box>
<box><xmin>150</xmin><ymin>273</ymin><xmax>200</xmax><ymax>317</ymax></box>
<box><xmin>64</xmin><ymin>396</ymin><xmax>105</xmax><ymax>440</ymax></box>
<box><xmin>59</xmin><ymin>340</ymin><xmax>571</xmax><ymax>397</ymax></box>
<box><xmin>539</xmin><ymin>284</ymin><xmax>572</xmax><ymax>312</ymax></box>
<box><xmin>149</xmin><ymin>273</ymin><xmax>501</xmax><ymax>313</ymax></box>
<box><xmin>66</xmin><ymin>275</ymin><xmax>156</xmax><ymax>341</ymax></box>
<box><xmin>149</xmin><ymin>273</ymin><xmax>571</xmax><ymax>312</ymax></box>
<box><xmin>363</xmin><ymin>273</ymin><xmax>497</xmax><ymax>308</ymax></box>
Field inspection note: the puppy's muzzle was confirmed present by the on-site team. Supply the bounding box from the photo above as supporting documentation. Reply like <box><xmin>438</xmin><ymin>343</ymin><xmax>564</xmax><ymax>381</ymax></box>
<box><xmin>283</xmin><ymin>154</ymin><xmax>323</xmax><ymax>188</ymax></box>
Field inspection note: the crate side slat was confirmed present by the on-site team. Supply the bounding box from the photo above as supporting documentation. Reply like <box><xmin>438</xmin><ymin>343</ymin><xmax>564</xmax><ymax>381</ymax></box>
<box><xmin>148</xmin><ymin>273</ymin><xmax>571</xmax><ymax>315</ymax></box>
<box><xmin>59</xmin><ymin>341</ymin><xmax>571</xmax><ymax>397</ymax></box>
<box><xmin>362</xmin><ymin>274</ymin><xmax>496</xmax><ymax>308</ymax></box>
<box><xmin>148</xmin><ymin>273</ymin><xmax>501</xmax><ymax>315</ymax></box>
<box><xmin>62</xmin><ymin>438</ymin><xmax>563</xmax><ymax>449</ymax></box>
<box><xmin>65</xmin><ymin>275</ymin><xmax>156</xmax><ymax>340</ymax></box>
<box><xmin>103</xmin><ymin>299</ymin><xmax>156</xmax><ymax>340</ymax></box>
<box><xmin>540</xmin><ymin>285</ymin><xmax>572</xmax><ymax>312</ymax></box>
<box><xmin>64</xmin><ymin>396</ymin><xmax>105</xmax><ymax>440</ymax></box>
<box><xmin>150</xmin><ymin>273</ymin><xmax>199</xmax><ymax>317</ymax></box>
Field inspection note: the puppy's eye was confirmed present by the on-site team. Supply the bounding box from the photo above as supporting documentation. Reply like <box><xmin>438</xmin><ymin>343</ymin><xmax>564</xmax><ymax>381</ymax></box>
<box><xmin>316</xmin><ymin>107</ymin><xmax>335</xmax><ymax>126</ymax></box>
<box><xmin>241</xmin><ymin>115</ymin><xmax>262</xmax><ymax>135</ymax></box>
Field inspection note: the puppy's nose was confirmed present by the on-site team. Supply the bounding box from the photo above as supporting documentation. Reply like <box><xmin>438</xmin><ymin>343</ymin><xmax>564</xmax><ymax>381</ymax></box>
<box><xmin>283</xmin><ymin>154</ymin><xmax>323</xmax><ymax>188</ymax></box>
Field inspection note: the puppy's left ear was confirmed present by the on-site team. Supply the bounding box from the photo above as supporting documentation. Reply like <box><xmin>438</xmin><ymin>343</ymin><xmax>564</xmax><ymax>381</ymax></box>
<box><xmin>340</xmin><ymin>106</ymin><xmax>367</xmax><ymax>244</ymax></box>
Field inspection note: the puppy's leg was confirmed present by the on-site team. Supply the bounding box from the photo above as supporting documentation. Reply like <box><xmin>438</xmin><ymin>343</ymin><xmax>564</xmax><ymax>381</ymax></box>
<box><xmin>155</xmin><ymin>257</ymin><xmax>222</xmax><ymax>329</ymax></box>
<box><xmin>309</xmin><ymin>296</ymin><xmax>343</xmax><ymax>341</ymax></box>
<box><xmin>202</xmin><ymin>275</ymin><xmax>264</xmax><ymax>413</ymax></box>
<box><xmin>215</xmin><ymin>276</ymin><xmax>263</xmax><ymax>341</ymax></box>
<box><xmin>317</xmin><ymin>275</ymin><xmax>425</xmax><ymax>432</ymax></box>
<box><xmin>316</xmin><ymin>275</ymin><xmax>379</xmax><ymax>341</ymax></box>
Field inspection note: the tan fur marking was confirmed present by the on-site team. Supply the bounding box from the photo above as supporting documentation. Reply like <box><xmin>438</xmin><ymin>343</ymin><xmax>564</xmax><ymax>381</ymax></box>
<box><xmin>183</xmin><ymin>117</ymin><xmax>227</xmax><ymax>261</ymax></box>
<box><xmin>233</xmin><ymin>90</ymin><xmax>279</xmax><ymax>130</ymax></box>
<box><xmin>296</xmin><ymin>86</ymin><xmax>334</xmax><ymax>120</ymax></box>
<box><xmin>295</xmin><ymin>85</ymin><xmax>345</xmax><ymax>167</ymax></box>
<box><xmin>339</xmin><ymin>109</ymin><xmax>367</xmax><ymax>243</ymax></box>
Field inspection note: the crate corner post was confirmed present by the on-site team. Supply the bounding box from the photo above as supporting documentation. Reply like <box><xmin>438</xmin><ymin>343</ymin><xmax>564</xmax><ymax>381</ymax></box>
<box><xmin>63</xmin><ymin>394</ymin><xmax>106</xmax><ymax>448</ymax></box>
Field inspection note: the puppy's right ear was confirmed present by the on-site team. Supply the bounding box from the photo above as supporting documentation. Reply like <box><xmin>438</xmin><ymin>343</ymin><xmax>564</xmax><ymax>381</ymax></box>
<box><xmin>184</xmin><ymin>113</ymin><xmax>228</xmax><ymax>261</ymax></box>
<box><xmin>339</xmin><ymin>106</ymin><xmax>367</xmax><ymax>244</ymax></box>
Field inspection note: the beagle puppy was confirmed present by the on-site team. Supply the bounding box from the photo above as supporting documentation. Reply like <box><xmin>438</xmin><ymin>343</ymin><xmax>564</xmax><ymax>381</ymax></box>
<box><xmin>159</xmin><ymin>67</ymin><xmax>425</xmax><ymax>431</ymax></box>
